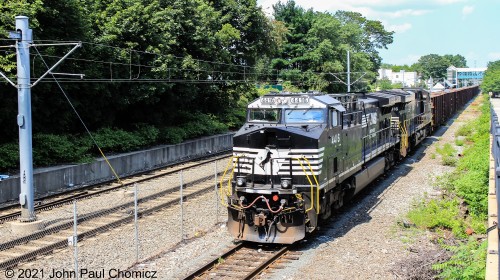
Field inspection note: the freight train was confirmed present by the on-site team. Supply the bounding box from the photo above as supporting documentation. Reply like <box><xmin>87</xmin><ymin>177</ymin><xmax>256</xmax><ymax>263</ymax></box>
<box><xmin>220</xmin><ymin>86</ymin><xmax>479</xmax><ymax>244</ymax></box>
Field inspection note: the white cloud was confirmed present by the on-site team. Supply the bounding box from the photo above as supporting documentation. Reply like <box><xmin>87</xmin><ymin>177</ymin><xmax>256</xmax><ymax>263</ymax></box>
<box><xmin>387</xmin><ymin>9</ymin><xmax>430</xmax><ymax>18</ymax></box>
<box><xmin>462</xmin><ymin>5</ymin><xmax>475</xmax><ymax>17</ymax></box>
<box><xmin>259</xmin><ymin>0</ymin><xmax>467</xmax><ymax>11</ymax></box>
<box><xmin>258</xmin><ymin>1</ymin><xmax>430</xmax><ymax>21</ymax></box>
<box><xmin>387</xmin><ymin>23</ymin><xmax>412</xmax><ymax>33</ymax></box>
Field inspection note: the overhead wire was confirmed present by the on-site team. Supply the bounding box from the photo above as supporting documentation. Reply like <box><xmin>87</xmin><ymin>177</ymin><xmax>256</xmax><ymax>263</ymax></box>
<box><xmin>5</xmin><ymin>40</ymin><xmax>371</xmax><ymax>79</ymax></box>
<box><xmin>31</xmin><ymin>45</ymin><xmax>124</xmax><ymax>186</ymax></box>
<box><xmin>21</xmin><ymin>40</ymin><xmax>369</xmax><ymax>89</ymax></box>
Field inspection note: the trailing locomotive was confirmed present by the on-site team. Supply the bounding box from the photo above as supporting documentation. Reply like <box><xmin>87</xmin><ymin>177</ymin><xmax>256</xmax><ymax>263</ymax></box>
<box><xmin>220</xmin><ymin>89</ymin><xmax>434</xmax><ymax>243</ymax></box>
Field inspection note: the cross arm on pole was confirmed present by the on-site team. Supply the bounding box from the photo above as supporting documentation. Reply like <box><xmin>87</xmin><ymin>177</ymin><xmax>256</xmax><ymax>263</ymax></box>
<box><xmin>0</xmin><ymin>71</ymin><xmax>16</xmax><ymax>87</ymax></box>
<box><xmin>350</xmin><ymin>72</ymin><xmax>367</xmax><ymax>86</ymax></box>
<box><xmin>328</xmin><ymin>72</ymin><xmax>348</xmax><ymax>86</ymax></box>
<box><xmin>31</xmin><ymin>42</ymin><xmax>81</xmax><ymax>87</ymax></box>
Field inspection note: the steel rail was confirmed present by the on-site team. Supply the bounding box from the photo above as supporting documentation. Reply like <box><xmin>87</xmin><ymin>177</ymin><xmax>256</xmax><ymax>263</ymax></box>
<box><xmin>243</xmin><ymin>246</ymin><xmax>289</xmax><ymax>280</ymax></box>
<box><xmin>0</xmin><ymin>152</ymin><xmax>231</xmax><ymax>222</ymax></box>
<box><xmin>0</xmin><ymin>171</ymin><xmax>224</xmax><ymax>253</ymax></box>
<box><xmin>182</xmin><ymin>244</ymin><xmax>290</xmax><ymax>280</ymax></box>
<box><xmin>0</xmin><ymin>176</ymin><xmax>221</xmax><ymax>270</ymax></box>
<box><xmin>183</xmin><ymin>243</ymin><xmax>246</xmax><ymax>280</ymax></box>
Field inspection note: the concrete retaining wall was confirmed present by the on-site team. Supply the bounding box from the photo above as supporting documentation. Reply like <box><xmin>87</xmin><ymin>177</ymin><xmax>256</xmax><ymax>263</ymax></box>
<box><xmin>0</xmin><ymin>133</ymin><xmax>233</xmax><ymax>204</ymax></box>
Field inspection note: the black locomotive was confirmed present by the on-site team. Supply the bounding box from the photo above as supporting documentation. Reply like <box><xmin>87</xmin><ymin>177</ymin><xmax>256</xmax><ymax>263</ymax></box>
<box><xmin>221</xmin><ymin>89</ymin><xmax>434</xmax><ymax>243</ymax></box>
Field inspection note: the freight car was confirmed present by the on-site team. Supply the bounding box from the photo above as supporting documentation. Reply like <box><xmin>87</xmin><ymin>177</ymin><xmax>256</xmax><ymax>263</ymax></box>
<box><xmin>220</xmin><ymin>86</ymin><xmax>479</xmax><ymax>244</ymax></box>
<box><xmin>431</xmin><ymin>87</ymin><xmax>480</xmax><ymax>128</ymax></box>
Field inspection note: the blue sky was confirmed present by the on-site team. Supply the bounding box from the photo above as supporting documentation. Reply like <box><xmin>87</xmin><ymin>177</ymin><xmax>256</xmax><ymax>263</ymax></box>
<box><xmin>257</xmin><ymin>0</ymin><xmax>500</xmax><ymax>68</ymax></box>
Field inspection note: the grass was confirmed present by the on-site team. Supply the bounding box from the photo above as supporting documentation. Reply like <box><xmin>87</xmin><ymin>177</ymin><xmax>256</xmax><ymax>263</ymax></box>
<box><xmin>403</xmin><ymin>93</ymin><xmax>490</xmax><ymax>279</ymax></box>
<box><xmin>455</xmin><ymin>138</ymin><xmax>464</xmax><ymax>146</ymax></box>
<box><xmin>435</xmin><ymin>143</ymin><xmax>457</xmax><ymax>166</ymax></box>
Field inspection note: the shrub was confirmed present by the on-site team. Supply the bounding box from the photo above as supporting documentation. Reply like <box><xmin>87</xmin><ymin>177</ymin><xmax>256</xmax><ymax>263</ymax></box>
<box><xmin>133</xmin><ymin>124</ymin><xmax>160</xmax><ymax>145</ymax></box>
<box><xmin>33</xmin><ymin>134</ymin><xmax>89</xmax><ymax>166</ymax></box>
<box><xmin>159</xmin><ymin>127</ymin><xmax>187</xmax><ymax>144</ymax></box>
<box><xmin>182</xmin><ymin>113</ymin><xmax>228</xmax><ymax>139</ymax></box>
<box><xmin>433</xmin><ymin>238</ymin><xmax>487</xmax><ymax>279</ymax></box>
<box><xmin>0</xmin><ymin>142</ymin><xmax>19</xmax><ymax>171</ymax></box>
<box><xmin>93</xmin><ymin>127</ymin><xmax>143</xmax><ymax>153</ymax></box>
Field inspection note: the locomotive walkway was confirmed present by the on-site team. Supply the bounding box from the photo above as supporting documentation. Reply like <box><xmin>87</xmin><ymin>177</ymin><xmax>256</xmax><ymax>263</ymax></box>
<box><xmin>487</xmin><ymin>98</ymin><xmax>500</xmax><ymax>279</ymax></box>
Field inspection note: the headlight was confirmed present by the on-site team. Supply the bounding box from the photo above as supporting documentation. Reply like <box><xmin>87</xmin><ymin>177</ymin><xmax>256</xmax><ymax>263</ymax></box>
<box><xmin>280</xmin><ymin>177</ymin><xmax>292</xmax><ymax>189</ymax></box>
<box><xmin>236</xmin><ymin>176</ymin><xmax>246</xmax><ymax>187</ymax></box>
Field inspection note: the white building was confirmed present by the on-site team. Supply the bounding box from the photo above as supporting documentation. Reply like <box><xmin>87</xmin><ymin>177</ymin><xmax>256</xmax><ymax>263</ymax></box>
<box><xmin>378</xmin><ymin>69</ymin><xmax>419</xmax><ymax>87</ymax></box>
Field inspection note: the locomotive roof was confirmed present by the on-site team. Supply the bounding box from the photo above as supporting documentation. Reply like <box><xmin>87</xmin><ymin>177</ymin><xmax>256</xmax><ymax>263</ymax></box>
<box><xmin>363</xmin><ymin>89</ymin><xmax>415</xmax><ymax>107</ymax></box>
<box><xmin>249</xmin><ymin>89</ymin><xmax>419</xmax><ymax>110</ymax></box>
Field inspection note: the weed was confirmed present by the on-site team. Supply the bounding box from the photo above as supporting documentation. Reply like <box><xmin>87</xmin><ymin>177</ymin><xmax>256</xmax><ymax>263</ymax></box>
<box><xmin>436</xmin><ymin>143</ymin><xmax>456</xmax><ymax>158</ymax></box>
<box><xmin>432</xmin><ymin>238</ymin><xmax>487</xmax><ymax>279</ymax></box>
<box><xmin>455</xmin><ymin>123</ymin><xmax>474</xmax><ymax>137</ymax></box>
<box><xmin>435</xmin><ymin>143</ymin><xmax>457</xmax><ymax>166</ymax></box>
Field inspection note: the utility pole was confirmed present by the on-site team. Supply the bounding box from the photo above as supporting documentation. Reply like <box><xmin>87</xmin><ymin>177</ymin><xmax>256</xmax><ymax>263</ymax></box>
<box><xmin>329</xmin><ymin>50</ymin><xmax>365</xmax><ymax>93</ymax></box>
<box><xmin>1</xmin><ymin>16</ymin><xmax>81</xmax><ymax>225</ymax></box>
<box><xmin>15</xmin><ymin>16</ymin><xmax>35</xmax><ymax>221</ymax></box>
<box><xmin>347</xmin><ymin>50</ymin><xmax>351</xmax><ymax>93</ymax></box>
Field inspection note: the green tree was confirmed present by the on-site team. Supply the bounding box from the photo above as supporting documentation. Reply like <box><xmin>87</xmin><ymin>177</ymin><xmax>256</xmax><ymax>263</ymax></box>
<box><xmin>482</xmin><ymin>60</ymin><xmax>500</xmax><ymax>93</ymax></box>
<box><xmin>272</xmin><ymin>1</ymin><xmax>393</xmax><ymax>92</ymax></box>
<box><xmin>413</xmin><ymin>54</ymin><xmax>449</xmax><ymax>80</ymax></box>
<box><xmin>378</xmin><ymin>78</ymin><xmax>392</xmax><ymax>90</ymax></box>
<box><xmin>443</xmin><ymin>54</ymin><xmax>467</xmax><ymax>68</ymax></box>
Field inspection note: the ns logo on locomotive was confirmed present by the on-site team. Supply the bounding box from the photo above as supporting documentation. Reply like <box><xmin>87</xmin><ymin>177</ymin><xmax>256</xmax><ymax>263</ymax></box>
<box><xmin>219</xmin><ymin>89</ymin><xmax>432</xmax><ymax>243</ymax></box>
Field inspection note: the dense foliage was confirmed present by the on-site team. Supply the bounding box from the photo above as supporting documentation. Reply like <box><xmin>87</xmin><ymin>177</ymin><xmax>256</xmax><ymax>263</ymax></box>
<box><xmin>0</xmin><ymin>0</ymin><xmax>395</xmax><ymax>170</ymax></box>
<box><xmin>270</xmin><ymin>3</ymin><xmax>393</xmax><ymax>92</ymax></box>
<box><xmin>482</xmin><ymin>60</ymin><xmax>500</xmax><ymax>93</ymax></box>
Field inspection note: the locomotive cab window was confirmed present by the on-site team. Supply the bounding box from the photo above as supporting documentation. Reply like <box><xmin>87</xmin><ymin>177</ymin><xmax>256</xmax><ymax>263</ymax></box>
<box><xmin>284</xmin><ymin>109</ymin><xmax>325</xmax><ymax>123</ymax></box>
<box><xmin>330</xmin><ymin>110</ymin><xmax>339</xmax><ymax>127</ymax></box>
<box><xmin>248</xmin><ymin>109</ymin><xmax>280</xmax><ymax>123</ymax></box>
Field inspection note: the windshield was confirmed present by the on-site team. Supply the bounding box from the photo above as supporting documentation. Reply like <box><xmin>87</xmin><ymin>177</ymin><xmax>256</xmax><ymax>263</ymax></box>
<box><xmin>248</xmin><ymin>109</ymin><xmax>280</xmax><ymax>123</ymax></box>
<box><xmin>285</xmin><ymin>109</ymin><xmax>325</xmax><ymax>123</ymax></box>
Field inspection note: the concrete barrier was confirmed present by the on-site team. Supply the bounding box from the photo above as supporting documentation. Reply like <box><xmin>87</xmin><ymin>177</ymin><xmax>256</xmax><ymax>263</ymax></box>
<box><xmin>0</xmin><ymin>133</ymin><xmax>233</xmax><ymax>204</ymax></box>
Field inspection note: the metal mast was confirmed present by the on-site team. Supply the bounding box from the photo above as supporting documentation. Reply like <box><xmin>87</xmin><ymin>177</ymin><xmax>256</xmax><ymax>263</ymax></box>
<box><xmin>0</xmin><ymin>16</ymin><xmax>81</xmax><ymax>223</ymax></box>
<box><xmin>15</xmin><ymin>16</ymin><xmax>35</xmax><ymax>221</ymax></box>
<box><xmin>347</xmin><ymin>50</ymin><xmax>351</xmax><ymax>93</ymax></box>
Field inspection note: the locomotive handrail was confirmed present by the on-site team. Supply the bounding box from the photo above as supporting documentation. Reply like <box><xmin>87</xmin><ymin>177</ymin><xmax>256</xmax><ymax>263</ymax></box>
<box><xmin>399</xmin><ymin>119</ymin><xmax>409</xmax><ymax>156</ymax></box>
<box><xmin>219</xmin><ymin>155</ymin><xmax>242</xmax><ymax>207</ymax></box>
<box><xmin>294</xmin><ymin>156</ymin><xmax>320</xmax><ymax>214</ymax></box>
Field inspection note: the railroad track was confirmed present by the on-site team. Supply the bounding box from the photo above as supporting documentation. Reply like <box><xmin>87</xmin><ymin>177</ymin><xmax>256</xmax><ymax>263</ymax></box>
<box><xmin>0</xmin><ymin>173</ymin><xmax>226</xmax><ymax>270</ymax></box>
<box><xmin>0</xmin><ymin>152</ymin><xmax>233</xmax><ymax>270</ymax></box>
<box><xmin>182</xmin><ymin>243</ymin><xmax>301</xmax><ymax>280</ymax></box>
<box><xmin>0</xmin><ymin>152</ymin><xmax>231</xmax><ymax>223</ymax></box>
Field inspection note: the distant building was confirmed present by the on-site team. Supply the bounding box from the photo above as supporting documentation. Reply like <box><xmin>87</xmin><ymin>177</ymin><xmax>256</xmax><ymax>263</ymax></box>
<box><xmin>447</xmin><ymin>66</ymin><xmax>487</xmax><ymax>87</ymax></box>
<box><xmin>431</xmin><ymin>82</ymin><xmax>445</xmax><ymax>92</ymax></box>
<box><xmin>378</xmin><ymin>69</ymin><xmax>419</xmax><ymax>87</ymax></box>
